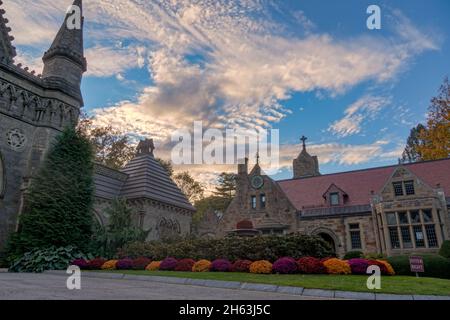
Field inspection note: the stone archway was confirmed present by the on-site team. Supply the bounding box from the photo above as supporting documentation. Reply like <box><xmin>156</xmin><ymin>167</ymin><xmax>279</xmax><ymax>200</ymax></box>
<box><xmin>311</xmin><ymin>227</ymin><xmax>339</xmax><ymax>254</ymax></box>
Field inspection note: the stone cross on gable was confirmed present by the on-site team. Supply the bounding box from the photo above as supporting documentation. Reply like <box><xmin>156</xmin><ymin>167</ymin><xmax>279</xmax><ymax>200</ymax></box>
<box><xmin>137</xmin><ymin>138</ymin><xmax>155</xmax><ymax>156</ymax></box>
<box><xmin>300</xmin><ymin>135</ymin><xmax>307</xmax><ymax>149</ymax></box>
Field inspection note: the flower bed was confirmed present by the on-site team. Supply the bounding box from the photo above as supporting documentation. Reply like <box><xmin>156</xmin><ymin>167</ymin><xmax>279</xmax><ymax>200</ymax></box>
<box><xmin>323</xmin><ymin>258</ymin><xmax>351</xmax><ymax>274</ymax></box>
<box><xmin>145</xmin><ymin>261</ymin><xmax>161</xmax><ymax>271</ymax></box>
<box><xmin>101</xmin><ymin>260</ymin><xmax>118</xmax><ymax>270</ymax></box>
<box><xmin>192</xmin><ymin>259</ymin><xmax>212</xmax><ymax>272</ymax></box>
<box><xmin>231</xmin><ymin>260</ymin><xmax>252</xmax><ymax>273</ymax></box>
<box><xmin>74</xmin><ymin>255</ymin><xmax>396</xmax><ymax>276</ymax></box>
<box><xmin>210</xmin><ymin>259</ymin><xmax>232</xmax><ymax>272</ymax></box>
<box><xmin>175</xmin><ymin>259</ymin><xmax>196</xmax><ymax>272</ymax></box>
<box><xmin>297</xmin><ymin>257</ymin><xmax>326</xmax><ymax>274</ymax></box>
<box><xmin>272</xmin><ymin>257</ymin><xmax>298</xmax><ymax>274</ymax></box>
<box><xmin>250</xmin><ymin>260</ymin><xmax>273</xmax><ymax>274</ymax></box>
<box><xmin>160</xmin><ymin>257</ymin><xmax>178</xmax><ymax>271</ymax></box>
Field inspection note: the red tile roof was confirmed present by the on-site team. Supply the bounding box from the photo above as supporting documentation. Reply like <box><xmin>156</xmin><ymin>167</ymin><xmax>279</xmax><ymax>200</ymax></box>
<box><xmin>278</xmin><ymin>158</ymin><xmax>450</xmax><ymax>210</ymax></box>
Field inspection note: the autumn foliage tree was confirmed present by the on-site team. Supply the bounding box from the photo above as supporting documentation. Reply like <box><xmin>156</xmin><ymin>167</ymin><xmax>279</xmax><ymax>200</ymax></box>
<box><xmin>402</xmin><ymin>77</ymin><xmax>450</xmax><ymax>162</ymax></box>
<box><xmin>417</xmin><ymin>77</ymin><xmax>450</xmax><ymax>160</ymax></box>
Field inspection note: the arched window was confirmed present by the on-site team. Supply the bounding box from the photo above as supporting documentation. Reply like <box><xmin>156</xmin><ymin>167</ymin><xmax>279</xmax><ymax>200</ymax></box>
<box><xmin>0</xmin><ymin>152</ymin><xmax>5</xmax><ymax>197</ymax></box>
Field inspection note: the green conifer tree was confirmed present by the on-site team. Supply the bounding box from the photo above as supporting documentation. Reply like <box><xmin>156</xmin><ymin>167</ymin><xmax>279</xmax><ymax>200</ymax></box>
<box><xmin>7</xmin><ymin>128</ymin><xmax>95</xmax><ymax>258</ymax></box>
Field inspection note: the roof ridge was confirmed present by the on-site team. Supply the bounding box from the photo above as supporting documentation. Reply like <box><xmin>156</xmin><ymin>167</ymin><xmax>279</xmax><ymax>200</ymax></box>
<box><xmin>278</xmin><ymin>158</ymin><xmax>450</xmax><ymax>183</ymax></box>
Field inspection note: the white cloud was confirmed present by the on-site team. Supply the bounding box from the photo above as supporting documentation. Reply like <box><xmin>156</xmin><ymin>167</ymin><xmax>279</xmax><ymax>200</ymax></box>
<box><xmin>328</xmin><ymin>95</ymin><xmax>391</xmax><ymax>137</ymax></box>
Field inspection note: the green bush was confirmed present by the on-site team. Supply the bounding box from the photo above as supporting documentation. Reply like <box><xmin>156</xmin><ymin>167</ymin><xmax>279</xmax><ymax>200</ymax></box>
<box><xmin>6</xmin><ymin>128</ymin><xmax>95</xmax><ymax>260</ymax></box>
<box><xmin>8</xmin><ymin>246</ymin><xmax>90</xmax><ymax>273</ymax></box>
<box><xmin>343</xmin><ymin>251</ymin><xmax>363</xmax><ymax>259</ymax></box>
<box><xmin>118</xmin><ymin>234</ymin><xmax>333</xmax><ymax>262</ymax></box>
<box><xmin>438</xmin><ymin>240</ymin><xmax>450</xmax><ymax>259</ymax></box>
<box><xmin>364</xmin><ymin>252</ymin><xmax>387</xmax><ymax>260</ymax></box>
<box><xmin>387</xmin><ymin>254</ymin><xmax>450</xmax><ymax>279</ymax></box>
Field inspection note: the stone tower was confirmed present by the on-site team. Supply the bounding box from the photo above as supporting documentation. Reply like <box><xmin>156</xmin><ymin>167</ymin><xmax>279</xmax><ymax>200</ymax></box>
<box><xmin>0</xmin><ymin>0</ymin><xmax>86</xmax><ymax>252</ymax></box>
<box><xmin>293</xmin><ymin>136</ymin><xmax>320</xmax><ymax>179</ymax></box>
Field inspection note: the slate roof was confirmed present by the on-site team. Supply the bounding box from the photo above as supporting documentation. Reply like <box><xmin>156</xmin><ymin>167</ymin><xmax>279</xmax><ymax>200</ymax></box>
<box><xmin>93</xmin><ymin>163</ymin><xmax>128</xmax><ymax>200</ymax></box>
<box><xmin>120</xmin><ymin>153</ymin><xmax>195</xmax><ymax>211</ymax></box>
<box><xmin>278</xmin><ymin>158</ymin><xmax>450</xmax><ymax>211</ymax></box>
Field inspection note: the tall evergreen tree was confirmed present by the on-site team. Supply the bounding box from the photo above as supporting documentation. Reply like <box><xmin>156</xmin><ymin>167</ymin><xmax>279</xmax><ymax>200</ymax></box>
<box><xmin>7</xmin><ymin>128</ymin><xmax>95</xmax><ymax>258</ymax></box>
<box><xmin>213</xmin><ymin>172</ymin><xmax>237</xmax><ymax>200</ymax></box>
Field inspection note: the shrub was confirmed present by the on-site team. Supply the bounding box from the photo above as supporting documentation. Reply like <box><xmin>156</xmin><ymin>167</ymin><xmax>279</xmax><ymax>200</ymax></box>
<box><xmin>132</xmin><ymin>257</ymin><xmax>151</xmax><ymax>270</ymax></box>
<box><xmin>192</xmin><ymin>259</ymin><xmax>212</xmax><ymax>272</ymax></box>
<box><xmin>8</xmin><ymin>246</ymin><xmax>88</xmax><ymax>273</ymax></box>
<box><xmin>118</xmin><ymin>234</ymin><xmax>332</xmax><ymax>261</ymax></box>
<box><xmin>101</xmin><ymin>260</ymin><xmax>118</xmax><ymax>270</ymax></box>
<box><xmin>364</xmin><ymin>252</ymin><xmax>387</xmax><ymax>260</ymax></box>
<box><xmin>323</xmin><ymin>258</ymin><xmax>351</xmax><ymax>274</ymax></box>
<box><xmin>231</xmin><ymin>260</ymin><xmax>252</xmax><ymax>272</ymax></box>
<box><xmin>297</xmin><ymin>257</ymin><xmax>326</xmax><ymax>274</ymax></box>
<box><xmin>343</xmin><ymin>251</ymin><xmax>363</xmax><ymax>260</ymax></box>
<box><xmin>87</xmin><ymin>258</ymin><xmax>106</xmax><ymax>270</ymax></box>
<box><xmin>175</xmin><ymin>259</ymin><xmax>196</xmax><ymax>272</ymax></box>
<box><xmin>160</xmin><ymin>257</ymin><xmax>178</xmax><ymax>271</ymax></box>
<box><xmin>439</xmin><ymin>240</ymin><xmax>450</xmax><ymax>259</ymax></box>
<box><xmin>6</xmin><ymin>129</ymin><xmax>94</xmax><ymax>260</ymax></box>
<box><xmin>249</xmin><ymin>260</ymin><xmax>272</xmax><ymax>274</ymax></box>
<box><xmin>116</xmin><ymin>258</ymin><xmax>133</xmax><ymax>270</ymax></box>
<box><xmin>145</xmin><ymin>261</ymin><xmax>161</xmax><ymax>271</ymax></box>
<box><xmin>272</xmin><ymin>257</ymin><xmax>298</xmax><ymax>274</ymax></box>
<box><xmin>210</xmin><ymin>259</ymin><xmax>232</xmax><ymax>272</ymax></box>
<box><xmin>71</xmin><ymin>258</ymin><xmax>89</xmax><ymax>270</ymax></box>
<box><xmin>347</xmin><ymin>258</ymin><xmax>369</xmax><ymax>274</ymax></box>
<box><xmin>387</xmin><ymin>254</ymin><xmax>450</xmax><ymax>279</ymax></box>
<box><xmin>375</xmin><ymin>260</ymin><xmax>395</xmax><ymax>275</ymax></box>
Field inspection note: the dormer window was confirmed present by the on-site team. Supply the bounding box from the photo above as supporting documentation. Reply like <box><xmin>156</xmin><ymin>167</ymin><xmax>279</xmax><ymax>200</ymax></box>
<box><xmin>393</xmin><ymin>180</ymin><xmax>415</xmax><ymax>196</ymax></box>
<box><xmin>330</xmin><ymin>192</ymin><xmax>339</xmax><ymax>206</ymax></box>
<box><xmin>404</xmin><ymin>180</ymin><xmax>415</xmax><ymax>195</ymax></box>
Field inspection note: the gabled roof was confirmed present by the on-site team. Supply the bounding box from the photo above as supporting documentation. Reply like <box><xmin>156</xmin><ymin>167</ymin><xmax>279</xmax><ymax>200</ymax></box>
<box><xmin>278</xmin><ymin>158</ymin><xmax>450</xmax><ymax>211</ymax></box>
<box><xmin>0</xmin><ymin>1</ymin><xmax>17</xmax><ymax>63</ymax></box>
<box><xmin>120</xmin><ymin>153</ymin><xmax>195</xmax><ymax>211</ymax></box>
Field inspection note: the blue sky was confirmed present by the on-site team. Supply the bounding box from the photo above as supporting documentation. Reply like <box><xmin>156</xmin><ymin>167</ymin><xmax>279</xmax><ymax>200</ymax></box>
<box><xmin>5</xmin><ymin>0</ymin><xmax>450</xmax><ymax>187</ymax></box>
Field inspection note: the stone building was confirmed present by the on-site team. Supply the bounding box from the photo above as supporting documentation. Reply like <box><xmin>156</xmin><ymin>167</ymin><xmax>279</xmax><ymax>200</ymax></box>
<box><xmin>0</xmin><ymin>0</ymin><xmax>86</xmax><ymax>251</ymax></box>
<box><xmin>216</xmin><ymin>138</ymin><xmax>450</xmax><ymax>257</ymax></box>
<box><xmin>0</xmin><ymin>1</ymin><xmax>194</xmax><ymax>253</ymax></box>
<box><xmin>93</xmin><ymin>139</ymin><xmax>195</xmax><ymax>241</ymax></box>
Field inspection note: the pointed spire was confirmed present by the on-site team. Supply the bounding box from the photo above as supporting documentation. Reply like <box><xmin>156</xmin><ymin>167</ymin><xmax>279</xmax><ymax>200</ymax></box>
<box><xmin>0</xmin><ymin>1</ymin><xmax>17</xmax><ymax>64</ymax></box>
<box><xmin>43</xmin><ymin>0</ymin><xmax>86</xmax><ymax>71</ymax></box>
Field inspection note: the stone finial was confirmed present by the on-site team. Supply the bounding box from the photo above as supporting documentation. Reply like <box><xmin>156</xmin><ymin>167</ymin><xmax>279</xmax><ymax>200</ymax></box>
<box><xmin>137</xmin><ymin>138</ymin><xmax>155</xmax><ymax>156</ymax></box>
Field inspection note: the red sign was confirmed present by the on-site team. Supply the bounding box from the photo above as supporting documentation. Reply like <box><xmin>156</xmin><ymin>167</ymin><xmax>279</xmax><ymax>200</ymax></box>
<box><xmin>409</xmin><ymin>256</ymin><xmax>424</xmax><ymax>273</ymax></box>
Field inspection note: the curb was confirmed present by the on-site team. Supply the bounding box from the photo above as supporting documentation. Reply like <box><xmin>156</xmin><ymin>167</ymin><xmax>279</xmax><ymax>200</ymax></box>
<box><xmin>43</xmin><ymin>270</ymin><xmax>450</xmax><ymax>300</ymax></box>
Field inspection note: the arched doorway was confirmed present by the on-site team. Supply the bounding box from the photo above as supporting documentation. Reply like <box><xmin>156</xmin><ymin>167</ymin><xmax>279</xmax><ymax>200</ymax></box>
<box><xmin>318</xmin><ymin>232</ymin><xmax>336</xmax><ymax>254</ymax></box>
<box><xmin>311</xmin><ymin>228</ymin><xmax>339</xmax><ymax>254</ymax></box>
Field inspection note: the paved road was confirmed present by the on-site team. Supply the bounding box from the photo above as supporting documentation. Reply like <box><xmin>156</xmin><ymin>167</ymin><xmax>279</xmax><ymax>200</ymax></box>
<box><xmin>0</xmin><ymin>272</ymin><xmax>326</xmax><ymax>300</ymax></box>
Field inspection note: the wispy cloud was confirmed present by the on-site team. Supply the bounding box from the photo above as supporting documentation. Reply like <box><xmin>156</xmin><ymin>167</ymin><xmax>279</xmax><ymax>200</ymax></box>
<box><xmin>328</xmin><ymin>95</ymin><xmax>392</xmax><ymax>137</ymax></box>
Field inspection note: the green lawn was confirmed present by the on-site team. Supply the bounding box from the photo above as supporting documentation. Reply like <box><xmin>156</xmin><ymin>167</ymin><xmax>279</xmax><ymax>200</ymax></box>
<box><xmin>94</xmin><ymin>270</ymin><xmax>450</xmax><ymax>296</ymax></box>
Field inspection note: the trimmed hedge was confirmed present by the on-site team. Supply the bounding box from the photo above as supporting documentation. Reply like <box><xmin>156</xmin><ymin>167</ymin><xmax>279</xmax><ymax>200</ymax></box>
<box><xmin>387</xmin><ymin>254</ymin><xmax>450</xmax><ymax>279</ymax></box>
<box><xmin>439</xmin><ymin>240</ymin><xmax>450</xmax><ymax>259</ymax></box>
<box><xmin>118</xmin><ymin>234</ymin><xmax>333</xmax><ymax>261</ymax></box>
<box><xmin>343</xmin><ymin>251</ymin><xmax>363</xmax><ymax>260</ymax></box>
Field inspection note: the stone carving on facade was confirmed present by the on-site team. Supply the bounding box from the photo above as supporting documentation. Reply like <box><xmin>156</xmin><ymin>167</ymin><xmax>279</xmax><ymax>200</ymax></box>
<box><xmin>6</xmin><ymin>128</ymin><xmax>26</xmax><ymax>151</ymax></box>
